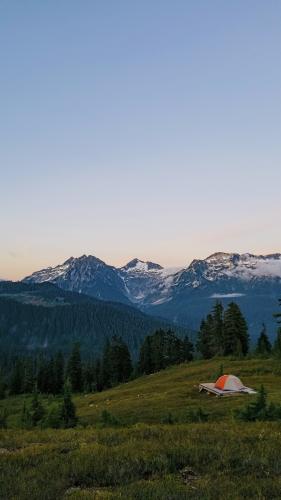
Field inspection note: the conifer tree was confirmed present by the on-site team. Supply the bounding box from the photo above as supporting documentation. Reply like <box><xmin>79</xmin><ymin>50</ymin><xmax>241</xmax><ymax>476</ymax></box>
<box><xmin>197</xmin><ymin>316</ymin><xmax>214</xmax><ymax>359</ymax></box>
<box><xmin>121</xmin><ymin>340</ymin><xmax>133</xmax><ymax>381</ymax></box>
<box><xmin>23</xmin><ymin>358</ymin><xmax>35</xmax><ymax>393</ymax></box>
<box><xmin>67</xmin><ymin>343</ymin><xmax>83</xmax><ymax>392</ymax></box>
<box><xmin>10</xmin><ymin>359</ymin><xmax>23</xmax><ymax>395</ymax></box>
<box><xmin>30</xmin><ymin>389</ymin><xmax>45</xmax><ymax>426</ymax></box>
<box><xmin>151</xmin><ymin>330</ymin><xmax>165</xmax><ymax>372</ymax></box>
<box><xmin>37</xmin><ymin>357</ymin><xmax>49</xmax><ymax>393</ymax></box>
<box><xmin>46</xmin><ymin>358</ymin><xmax>56</xmax><ymax>394</ymax></box>
<box><xmin>138</xmin><ymin>336</ymin><xmax>153</xmax><ymax>374</ymax></box>
<box><xmin>210</xmin><ymin>301</ymin><xmax>224</xmax><ymax>355</ymax></box>
<box><xmin>111</xmin><ymin>336</ymin><xmax>133</xmax><ymax>383</ymax></box>
<box><xmin>59</xmin><ymin>382</ymin><xmax>77</xmax><ymax>428</ymax></box>
<box><xmin>101</xmin><ymin>336</ymin><xmax>132</xmax><ymax>386</ymax></box>
<box><xmin>256</xmin><ymin>324</ymin><xmax>271</xmax><ymax>356</ymax></box>
<box><xmin>183</xmin><ymin>335</ymin><xmax>194</xmax><ymax>362</ymax></box>
<box><xmin>223</xmin><ymin>302</ymin><xmax>249</xmax><ymax>356</ymax></box>
<box><xmin>138</xmin><ymin>329</ymin><xmax>193</xmax><ymax>374</ymax></box>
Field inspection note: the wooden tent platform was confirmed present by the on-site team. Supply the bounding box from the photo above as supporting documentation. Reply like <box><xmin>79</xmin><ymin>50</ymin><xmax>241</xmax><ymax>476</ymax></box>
<box><xmin>199</xmin><ymin>382</ymin><xmax>256</xmax><ymax>397</ymax></box>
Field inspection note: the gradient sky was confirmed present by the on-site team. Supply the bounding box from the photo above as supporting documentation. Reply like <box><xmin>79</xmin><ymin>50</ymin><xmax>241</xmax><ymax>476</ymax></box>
<box><xmin>1</xmin><ymin>1</ymin><xmax>281</xmax><ymax>280</ymax></box>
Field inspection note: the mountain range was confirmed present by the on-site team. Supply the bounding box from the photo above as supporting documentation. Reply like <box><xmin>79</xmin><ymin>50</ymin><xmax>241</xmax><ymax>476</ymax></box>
<box><xmin>24</xmin><ymin>252</ymin><xmax>281</xmax><ymax>340</ymax></box>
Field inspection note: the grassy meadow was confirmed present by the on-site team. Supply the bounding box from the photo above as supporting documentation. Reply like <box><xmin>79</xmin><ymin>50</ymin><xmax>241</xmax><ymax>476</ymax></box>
<box><xmin>1</xmin><ymin>357</ymin><xmax>281</xmax><ymax>499</ymax></box>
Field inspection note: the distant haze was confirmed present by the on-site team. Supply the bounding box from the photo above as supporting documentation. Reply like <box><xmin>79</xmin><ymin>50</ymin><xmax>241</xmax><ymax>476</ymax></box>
<box><xmin>1</xmin><ymin>1</ymin><xmax>280</xmax><ymax>280</ymax></box>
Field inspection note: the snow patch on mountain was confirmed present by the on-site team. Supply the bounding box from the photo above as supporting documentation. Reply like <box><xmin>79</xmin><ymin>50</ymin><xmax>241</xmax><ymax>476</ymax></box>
<box><xmin>119</xmin><ymin>258</ymin><xmax>174</xmax><ymax>305</ymax></box>
<box><xmin>210</xmin><ymin>293</ymin><xmax>246</xmax><ymax>298</ymax></box>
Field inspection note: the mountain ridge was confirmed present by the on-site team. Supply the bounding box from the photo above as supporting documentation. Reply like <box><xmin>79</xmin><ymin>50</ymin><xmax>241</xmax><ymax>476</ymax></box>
<box><xmin>23</xmin><ymin>252</ymin><xmax>281</xmax><ymax>339</ymax></box>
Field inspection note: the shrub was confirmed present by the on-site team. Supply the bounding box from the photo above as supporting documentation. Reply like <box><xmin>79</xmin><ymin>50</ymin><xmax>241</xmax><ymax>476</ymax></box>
<box><xmin>21</xmin><ymin>401</ymin><xmax>33</xmax><ymax>429</ymax></box>
<box><xmin>186</xmin><ymin>407</ymin><xmax>209</xmax><ymax>423</ymax></box>
<box><xmin>43</xmin><ymin>403</ymin><xmax>63</xmax><ymax>428</ymax></box>
<box><xmin>160</xmin><ymin>412</ymin><xmax>177</xmax><ymax>424</ymax></box>
<box><xmin>100</xmin><ymin>410</ymin><xmax>121</xmax><ymax>426</ymax></box>
<box><xmin>235</xmin><ymin>385</ymin><xmax>281</xmax><ymax>422</ymax></box>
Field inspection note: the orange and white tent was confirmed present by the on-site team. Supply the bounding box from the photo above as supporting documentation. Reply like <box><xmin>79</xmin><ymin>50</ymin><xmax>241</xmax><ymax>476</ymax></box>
<box><xmin>214</xmin><ymin>374</ymin><xmax>245</xmax><ymax>391</ymax></box>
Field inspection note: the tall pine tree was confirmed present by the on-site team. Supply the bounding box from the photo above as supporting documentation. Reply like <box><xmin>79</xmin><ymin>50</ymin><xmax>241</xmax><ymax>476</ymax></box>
<box><xmin>59</xmin><ymin>382</ymin><xmax>77</xmax><ymax>428</ymax></box>
<box><xmin>138</xmin><ymin>336</ymin><xmax>153</xmax><ymax>374</ymax></box>
<box><xmin>197</xmin><ymin>316</ymin><xmax>214</xmax><ymax>359</ymax></box>
<box><xmin>210</xmin><ymin>301</ymin><xmax>224</xmax><ymax>355</ymax></box>
<box><xmin>223</xmin><ymin>302</ymin><xmax>249</xmax><ymax>356</ymax></box>
<box><xmin>10</xmin><ymin>359</ymin><xmax>23</xmax><ymax>395</ymax></box>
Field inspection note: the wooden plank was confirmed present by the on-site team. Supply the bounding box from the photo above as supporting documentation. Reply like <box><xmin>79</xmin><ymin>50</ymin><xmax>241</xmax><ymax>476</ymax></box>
<box><xmin>198</xmin><ymin>383</ymin><xmax>255</xmax><ymax>397</ymax></box>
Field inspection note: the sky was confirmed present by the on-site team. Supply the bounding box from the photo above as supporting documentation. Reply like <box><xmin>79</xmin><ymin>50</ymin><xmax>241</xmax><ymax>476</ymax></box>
<box><xmin>1</xmin><ymin>1</ymin><xmax>281</xmax><ymax>280</ymax></box>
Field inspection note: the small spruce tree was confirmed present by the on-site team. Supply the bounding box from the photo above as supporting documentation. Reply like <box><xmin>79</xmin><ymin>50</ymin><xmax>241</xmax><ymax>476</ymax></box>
<box><xmin>256</xmin><ymin>324</ymin><xmax>271</xmax><ymax>356</ymax></box>
<box><xmin>30</xmin><ymin>389</ymin><xmax>45</xmax><ymax>426</ymax></box>
<box><xmin>210</xmin><ymin>301</ymin><xmax>224</xmax><ymax>356</ymax></box>
<box><xmin>59</xmin><ymin>382</ymin><xmax>77</xmax><ymax>428</ymax></box>
<box><xmin>183</xmin><ymin>335</ymin><xmax>194</xmax><ymax>362</ymax></box>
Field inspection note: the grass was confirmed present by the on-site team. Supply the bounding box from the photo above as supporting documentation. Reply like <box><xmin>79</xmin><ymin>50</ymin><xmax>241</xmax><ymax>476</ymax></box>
<box><xmin>1</xmin><ymin>357</ymin><xmax>281</xmax><ymax>498</ymax></box>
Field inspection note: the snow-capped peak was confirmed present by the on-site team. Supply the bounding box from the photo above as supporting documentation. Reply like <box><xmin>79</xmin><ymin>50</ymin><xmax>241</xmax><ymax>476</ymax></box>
<box><xmin>181</xmin><ymin>252</ymin><xmax>281</xmax><ymax>288</ymax></box>
<box><xmin>122</xmin><ymin>258</ymin><xmax>163</xmax><ymax>273</ymax></box>
<box><xmin>204</xmin><ymin>252</ymin><xmax>281</xmax><ymax>278</ymax></box>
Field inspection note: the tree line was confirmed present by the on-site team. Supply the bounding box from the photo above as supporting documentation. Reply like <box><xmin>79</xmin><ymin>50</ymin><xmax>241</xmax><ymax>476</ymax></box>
<box><xmin>1</xmin><ymin>299</ymin><xmax>280</xmax><ymax>401</ymax></box>
<box><xmin>197</xmin><ymin>300</ymin><xmax>281</xmax><ymax>359</ymax></box>
<box><xmin>0</xmin><ymin>330</ymin><xmax>194</xmax><ymax>398</ymax></box>
<box><xmin>139</xmin><ymin>329</ymin><xmax>194</xmax><ymax>374</ymax></box>
<box><xmin>197</xmin><ymin>301</ymin><xmax>249</xmax><ymax>358</ymax></box>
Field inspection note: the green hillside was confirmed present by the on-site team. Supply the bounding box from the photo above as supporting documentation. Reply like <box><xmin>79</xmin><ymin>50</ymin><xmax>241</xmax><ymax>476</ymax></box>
<box><xmin>0</xmin><ymin>281</ymin><xmax>191</xmax><ymax>359</ymax></box>
<box><xmin>1</xmin><ymin>357</ymin><xmax>281</xmax><ymax>499</ymax></box>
